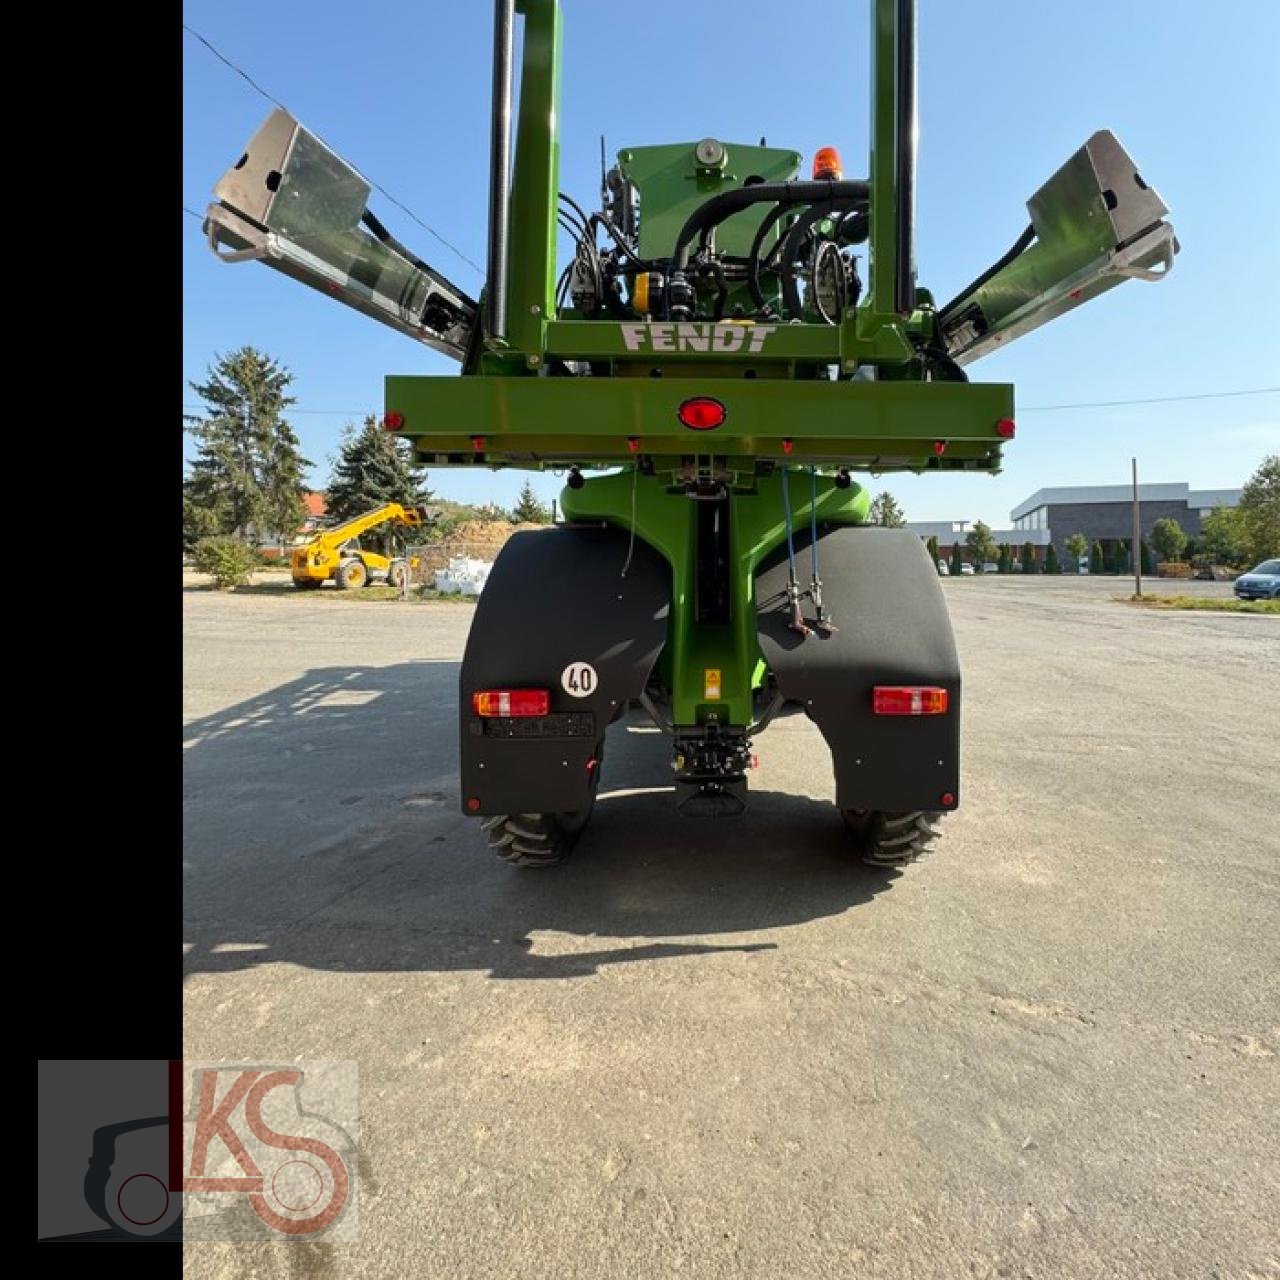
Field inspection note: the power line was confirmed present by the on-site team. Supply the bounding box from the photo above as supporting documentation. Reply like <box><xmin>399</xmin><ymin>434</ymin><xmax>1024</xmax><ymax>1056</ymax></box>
<box><xmin>184</xmin><ymin>401</ymin><xmax>373</xmax><ymax>417</ymax></box>
<box><xmin>1021</xmin><ymin>387</ymin><xmax>1279</xmax><ymax>413</ymax></box>
<box><xmin>183</xmin><ymin>207</ymin><xmax>202</xmax><ymax>220</ymax></box>
<box><xmin>183</xmin><ymin>23</ymin><xmax>484</xmax><ymax>278</ymax></box>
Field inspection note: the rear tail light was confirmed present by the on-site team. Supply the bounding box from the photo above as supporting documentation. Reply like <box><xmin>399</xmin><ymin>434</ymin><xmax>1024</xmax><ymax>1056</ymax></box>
<box><xmin>872</xmin><ymin>686</ymin><xmax>949</xmax><ymax>716</ymax></box>
<box><xmin>677</xmin><ymin>397</ymin><xmax>727</xmax><ymax>430</ymax></box>
<box><xmin>472</xmin><ymin>689</ymin><xmax>550</xmax><ymax>717</ymax></box>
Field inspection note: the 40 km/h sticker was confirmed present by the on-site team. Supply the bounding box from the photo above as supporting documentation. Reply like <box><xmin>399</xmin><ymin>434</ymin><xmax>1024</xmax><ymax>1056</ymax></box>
<box><xmin>561</xmin><ymin>661</ymin><xmax>598</xmax><ymax>698</ymax></box>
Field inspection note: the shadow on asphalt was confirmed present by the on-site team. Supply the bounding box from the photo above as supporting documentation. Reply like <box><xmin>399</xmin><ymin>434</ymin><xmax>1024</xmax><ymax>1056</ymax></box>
<box><xmin>184</xmin><ymin>662</ymin><xmax>899</xmax><ymax>980</ymax></box>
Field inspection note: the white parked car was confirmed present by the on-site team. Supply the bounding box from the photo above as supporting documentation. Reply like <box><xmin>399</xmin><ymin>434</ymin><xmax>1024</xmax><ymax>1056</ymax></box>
<box><xmin>936</xmin><ymin>559</ymin><xmax>950</xmax><ymax>576</ymax></box>
<box><xmin>959</xmin><ymin>563</ymin><xmax>975</xmax><ymax>576</ymax></box>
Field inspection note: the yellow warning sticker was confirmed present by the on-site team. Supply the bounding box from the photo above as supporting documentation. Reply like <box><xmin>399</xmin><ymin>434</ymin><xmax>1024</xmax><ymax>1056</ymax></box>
<box><xmin>704</xmin><ymin>668</ymin><xmax>722</xmax><ymax>700</ymax></box>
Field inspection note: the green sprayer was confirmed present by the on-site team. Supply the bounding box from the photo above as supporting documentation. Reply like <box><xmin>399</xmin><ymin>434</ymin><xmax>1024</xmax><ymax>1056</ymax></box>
<box><xmin>204</xmin><ymin>0</ymin><xmax>1177</xmax><ymax>868</ymax></box>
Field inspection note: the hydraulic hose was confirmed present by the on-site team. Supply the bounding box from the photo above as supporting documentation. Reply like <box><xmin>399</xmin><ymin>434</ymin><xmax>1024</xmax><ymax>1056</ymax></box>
<box><xmin>937</xmin><ymin>224</ymin><xmax>1036</xmax><ymax>321</ymax></box>
<box><xmin>672</xmin><ymin>178</ymin><xmax>870</xmax><ymax>270</ymax></box>
<box><xmin>777</xmin><ymin>201</ymin><xmax>867</xmax><ymax>318</ymax></box>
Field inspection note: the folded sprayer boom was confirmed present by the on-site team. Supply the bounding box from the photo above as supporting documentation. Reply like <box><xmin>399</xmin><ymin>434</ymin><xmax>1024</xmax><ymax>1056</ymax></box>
<box><xmin>205</xmin><ymin>109</ymin><xmax>477</xmax><ymax>361</ymax></box>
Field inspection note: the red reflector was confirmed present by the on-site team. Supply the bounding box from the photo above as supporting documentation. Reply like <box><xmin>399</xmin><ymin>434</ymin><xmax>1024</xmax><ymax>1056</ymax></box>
<box><xmin>995</xmin><ymin>418</ymin><xmax>1016</xmax><ymax>438</ymax></box>
<box><xmin>933</xmin><ymin>440</ymin><xmax>947</xmax><ymax>456</ymax></box>
<box><xmin>872</xmin><ymin>686</ymin><xmax>949</xmax><ymax>716</ymax></box>
<box><xmin>471</xmin><ymin>435</ymin><xmax>485</xmax><ymax>451</ymax></box>
<box><xmin>466</xmin><ymin>796</ymin><xmax>482</xmax><ymax>812</ymax></box>
<box><xmin>677</xmin><ymin>397</ymin><xmax>726</xmax><ymax>430</ymax></box>
<box><xmin>940</xmin><ymin>792</ymin><xmax>956</xmax><ymax>808</ymax></box>
<box><xmin>472</xmin><ymin>689</ymin><xmax>550</xmax><ymax>717</ymax></box>
<box><xmin>383</xmin><ymin>411</ymin><xmax>405</xmax><ymax>431</ymax></box>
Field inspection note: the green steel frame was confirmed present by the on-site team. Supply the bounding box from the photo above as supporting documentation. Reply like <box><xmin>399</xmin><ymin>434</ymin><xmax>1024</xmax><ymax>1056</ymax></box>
<box><xmin>380</xmin><ymin>0</ymin><xmax>1011</xmax><ymax>733</ymax></box>
<box><xmin>200</xmin><ymin>0</ymin><xmax>1176</xmax><ymax>798</ymax></box>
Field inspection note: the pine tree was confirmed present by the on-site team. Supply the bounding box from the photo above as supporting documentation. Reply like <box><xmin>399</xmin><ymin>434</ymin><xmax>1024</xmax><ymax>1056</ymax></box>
<box><xmin>1044</xmin><ymin>543</ymin><xmax>1060</xmax><ymax>574</ymax></box>
<box><xmin>950</xmin><ymin>541</ymin><xmax>964</xmax><ymax>575</ymax></box>
<box><xmin>512</xmin><ymin>479</ymin><xmax>551</xmax><ymax>524</ymax></box>
<box><xmin>867</xmin><ymin>490</ymin><xmax>907</xmax><ymax>527</ymax></box>
<box><xmin>1090</xmin><ymin>541</ymin><xmax>1105</xmax><ymax>575</ymax></box>
<box><xmin>998</xmin><ymin>544</ymin><xmax>1012</xmax><ymax>574</ymax></box>
<box><xmin>184</xmin><ymin>348</ymin><xmax>311</xmax><ymax>549</ymax></box>
<box><xmin>325</xmin><ymin>417</ymin><xmax>431</xmax><ymax>552</ymax></box>
<box><xmin>1021</xmin><ymin>541</ymin><xmax>1038</xmax><ymax>573</ymax></box>
<box><xmin>926</xmin><ymin>535</ymin><xmax>940</xmax><ymax>569</ymax></box>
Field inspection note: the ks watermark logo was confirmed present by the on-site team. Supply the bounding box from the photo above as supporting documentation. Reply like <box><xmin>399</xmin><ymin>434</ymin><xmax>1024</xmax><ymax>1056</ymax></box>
<box><xmin>177</xmin><ymin>1060</ymin><xmax>358</xmax><ymax>1240</ymax></box>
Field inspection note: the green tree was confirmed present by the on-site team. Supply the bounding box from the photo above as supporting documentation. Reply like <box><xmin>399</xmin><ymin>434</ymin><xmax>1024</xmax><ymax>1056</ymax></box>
<box><xmin>512</xmin><ymin>479</ymin><xmax>552</xmax><ymax>524</ymax></box>
<box><xmin>1044</xmin><ymin>543</ymin><xmax>1060</xmax><ymax>574</ymax></box>
<box><xmin>325</xmin><ymin>416</ymin><xmax>431</xmax><ymax>553</ymax></box>
<box><xmin>965</xmin><ymin>520</ymin><xmax>997</xmax><ymax>567</ymax></box>
<box><xmin>926</xmin><ymin>535</ymin><xmax>940</xmax><ymax>569</ymax></box>
<box><xmin>192</xmin><ymin>535</ymin><xmax>257</xmax><ymax>590</ymax></box>
<box><xmin>1151</xmin><ymin>517</ymin><xmax>1188</xmax><ymax>564</ymax></box>
<box><xmin>1114</xmin><ymin>537</ymin><xmax>1130</xmax><ymax>575</ymax></box>
<box><xmin>182</xmin><ymin>494</ymin><xmax>223</xmax><ymax>555</ymax></box>
<box><xmin>950</xmin><ymin>541</ymin><xmax>964</xmax><ymax>574</ymax></box>
<box><xmin>1237</xmin><ymin>454</ymin><xmax>1280</xmax><ymax>563</ymax></box>
<box><xmin>998</xmin><ymin>543</ymin><xmax>1012</xmax><ymax>574</ymax></box>
<box><xmin>1064</xmin><ymin>533</ymin><xmax>1089</xmax><ymax>573</ymax></box>
<box><xmin>184</xmin><ymin>348</ymin><xmax>310</xmax><ymax>549</ymax></box>
<box><xmin>1140</xmin><ymin>538</ymin><xmax>1156</xmax><ymax>575</ymax></box>
<box><xmin>1090</xmin><ymin>541</ymin><xmax>1104</xmax><ymax>575</ymax></box>
<box><xmin>867</xmin><ymin>490</ymin><xmax>907</xmax><ymax>527</ymax></box>
<box><xmin>1021</xmin><ymin>541</ymin><xmax>1038</xmax><ymax>574</ymax></box>
<box><xmin>1198</xmin><ymin>505</ymin><xmax>1247</xmax><ymax>565</ymax></box>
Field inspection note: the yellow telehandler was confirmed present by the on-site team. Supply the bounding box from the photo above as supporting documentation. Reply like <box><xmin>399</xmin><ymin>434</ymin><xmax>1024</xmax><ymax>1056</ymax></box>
<box><xmin>290</xmin><ymin>502</ymin><xmax>430</xmax><ymax>590</ymax></box>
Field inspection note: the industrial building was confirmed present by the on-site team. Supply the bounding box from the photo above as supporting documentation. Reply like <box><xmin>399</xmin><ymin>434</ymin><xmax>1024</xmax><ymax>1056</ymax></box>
<box><xmin>908</xmin><ymin>482</ymin><xmax>1241</xmax><ymax>567</ymax></box>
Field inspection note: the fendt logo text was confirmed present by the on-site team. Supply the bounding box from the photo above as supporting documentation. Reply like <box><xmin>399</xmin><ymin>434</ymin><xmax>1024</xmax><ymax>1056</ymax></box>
<box><xmin>619</xmin><ymin>323</ymin><xmax>779</xmax><ymax>355</ymax></box>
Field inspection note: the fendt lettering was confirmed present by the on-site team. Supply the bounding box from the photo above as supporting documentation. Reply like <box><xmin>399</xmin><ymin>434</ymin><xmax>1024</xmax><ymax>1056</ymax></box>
<box><xmin>619</xmin><ymin>323</ymin><xmax>780</xmax><ymax>355</ymax></box>
<box><xmin>205</xmin><ymin>0</ymin><xmax>1175</xmax><ymax>870</ymax></box>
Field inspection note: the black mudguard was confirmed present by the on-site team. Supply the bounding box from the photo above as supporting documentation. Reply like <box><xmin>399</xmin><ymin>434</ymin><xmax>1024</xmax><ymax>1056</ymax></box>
<box><xmin>459</xmin><ymin>526</ymin><xmax>670</xmax><ymax>815</ymax></box>
<box><xmin>756</xmin><ymin>526</ymin><xmax>960</xmax><ymax>814</ymax></box>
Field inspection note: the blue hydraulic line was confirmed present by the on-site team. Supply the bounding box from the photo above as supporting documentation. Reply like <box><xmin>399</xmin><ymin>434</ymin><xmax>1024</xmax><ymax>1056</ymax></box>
<box><xmin>809</xmin><ymin>466</ymin><xmax>819</xmax><ymax>580</ymax></box>
<box><xmin>808</xmin><ymin>465</ymin><xmax>835</xmax><ymax>633</ymax></box>
<box><xmin>781</xmin><ymin>465</ymin><xmax>811</xmax><ymax>637</ymax></box>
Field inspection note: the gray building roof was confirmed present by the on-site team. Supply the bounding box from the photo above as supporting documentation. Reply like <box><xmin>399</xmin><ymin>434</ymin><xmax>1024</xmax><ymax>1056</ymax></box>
<box><xmin>1186</xmin><ymin>488</ymin><xmax>1242</xmax><ymax>510</ymax></box>
<box><xmin>907</xmin><ymin>521</ymin><xmax>1050</xmax><ymax>546</ymax></box>
<box><xmin>1010</xmin><ymin>482</ymin><xmax>1241</xmax><ymax>522</ymax></box>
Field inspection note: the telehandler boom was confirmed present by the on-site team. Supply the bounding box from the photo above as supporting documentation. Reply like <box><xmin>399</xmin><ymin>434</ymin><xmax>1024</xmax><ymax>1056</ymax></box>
<box><xmin>206</xmin><ymin>0</ymin><xmax>1176</xmax><ymax>867</ymax></box>
<box><xmin>291</xmin><ymin>502</ymin><xmax>428</xmax><ymax>591</ymax></box>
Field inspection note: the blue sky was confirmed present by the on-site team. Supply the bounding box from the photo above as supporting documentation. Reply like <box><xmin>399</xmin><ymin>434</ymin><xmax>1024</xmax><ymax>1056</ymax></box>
<box><xmin>183</xmin><ymin>0</ymin><xmax>1280</xmax><ymax>525</ymax></box>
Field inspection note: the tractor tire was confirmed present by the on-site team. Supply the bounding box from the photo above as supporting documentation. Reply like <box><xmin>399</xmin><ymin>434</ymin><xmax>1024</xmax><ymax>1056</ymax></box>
<box><xmin>480</xmin><ymin>756</ymin><xmax>601</xmax><ymax>869</ymax></box>
<box><xmin>336</xmin><ymin>559</ymin><xmax>368</xmax><ymax>590</ymax></box>
<box><xmin>386</xmin><ymin>559</ymin><xmax>409</xmax><ymax>590</ymax></box>
<box><xmin>842</xmin><ymin>809</ymin><xmax>944</xmax><ymax>868</ymax></box>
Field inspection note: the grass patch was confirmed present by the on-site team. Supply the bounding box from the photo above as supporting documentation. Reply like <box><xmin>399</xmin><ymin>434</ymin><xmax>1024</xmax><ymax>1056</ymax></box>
<box><xmin>1119</xmin><ymin>593</ymin><xmax>1279</xmax><ymax>615</ymax></box>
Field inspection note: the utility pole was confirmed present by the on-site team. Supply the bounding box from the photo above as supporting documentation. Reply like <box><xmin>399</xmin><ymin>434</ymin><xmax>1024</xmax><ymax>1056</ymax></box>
<box><xmin>1132</xmin><ymin>457</ymin><xmax>1142</xmax><ymax>598</ymax></box>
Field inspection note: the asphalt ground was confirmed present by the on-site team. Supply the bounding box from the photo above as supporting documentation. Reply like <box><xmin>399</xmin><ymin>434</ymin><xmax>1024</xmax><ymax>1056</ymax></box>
<box><xmin>183</xmin><ymin>573</ymin><xmax>1279</xmax><ymax>1279</ymax></box>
